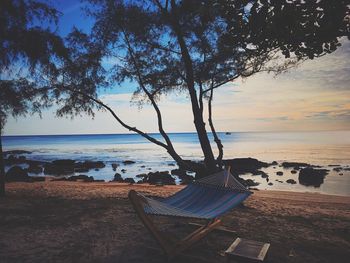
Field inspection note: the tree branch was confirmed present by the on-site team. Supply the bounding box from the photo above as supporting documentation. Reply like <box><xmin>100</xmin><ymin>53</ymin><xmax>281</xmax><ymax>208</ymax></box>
<box><xmin>122</xmin><ymin>30</ymin><xmax>189</xmax><ymax>168</ymax></box>
<box><xmin>59</xmin><ymin>86</ymin><xmax>169</xmax><ymax>150</ymax></box>
<box><xmin>208</xmin><ymin>86</ymin><xmax>224</xmax><ymax>167</ymax></box>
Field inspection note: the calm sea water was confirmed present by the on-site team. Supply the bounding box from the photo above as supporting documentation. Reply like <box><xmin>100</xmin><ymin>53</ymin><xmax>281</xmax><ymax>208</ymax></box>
<box><xmin>3</xmin><ymin>131</ymin><xmax>350</xmax><ymax>196</ymax></box>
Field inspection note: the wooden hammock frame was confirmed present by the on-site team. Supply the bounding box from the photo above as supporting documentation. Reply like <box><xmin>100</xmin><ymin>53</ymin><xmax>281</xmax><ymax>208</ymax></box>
<box><xmin>128</xmin><ymin>189</ymin><xmax>222</xmax><ymax>259</ymax></box>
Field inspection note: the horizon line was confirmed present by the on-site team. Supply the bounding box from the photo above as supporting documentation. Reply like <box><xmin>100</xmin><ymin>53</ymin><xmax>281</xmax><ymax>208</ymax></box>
<box><xmin>3</xmin><ymin>129</ymin><xmax>350</xmax><ymax>137</ymax></box>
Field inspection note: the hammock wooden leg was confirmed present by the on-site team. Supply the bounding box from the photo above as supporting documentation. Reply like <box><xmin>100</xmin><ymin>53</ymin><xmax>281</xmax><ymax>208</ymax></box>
<box><xmin>169</xmin><ymin>218</ymin><xmax>221</xmax><ymax>258</ymax></box>
<box><xmin>128</xmin><ymin>190</ymin><xmax>172</xmax><ymax>255</ymax></box>
<box><xmin>129</xmin><ymin>190</ymin><xmax>221</xmax><ymax>259</ymax></box>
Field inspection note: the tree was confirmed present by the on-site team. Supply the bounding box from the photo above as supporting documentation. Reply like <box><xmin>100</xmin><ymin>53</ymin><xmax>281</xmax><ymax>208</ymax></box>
<box><xmin>0</xmin><ymin>0</ymin><xmax>67</xmax><ymax>196</ymax></box>
<box><xmin>58</xmin><ymin>0</ymin><xmax>348</xmax><ymax>176</ymax></box>
<box><xmin>1</xmin><ymin>0</ymin><xmax>349</xmax><ymax>194</ymax></box>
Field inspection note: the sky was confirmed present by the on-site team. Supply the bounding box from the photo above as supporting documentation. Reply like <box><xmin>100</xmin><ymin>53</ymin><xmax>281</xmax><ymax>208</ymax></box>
<box><xmin>3</xmin><ymin>1</ymin><xmax>350</xmax><ymax>135</ymax></box>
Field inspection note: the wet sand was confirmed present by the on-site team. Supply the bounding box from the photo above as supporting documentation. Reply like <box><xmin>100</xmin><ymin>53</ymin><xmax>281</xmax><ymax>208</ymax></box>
<box><xmin>0</xmin><ymin>181</ymin><xmax>349</xmax><ymax>262</ymax></box>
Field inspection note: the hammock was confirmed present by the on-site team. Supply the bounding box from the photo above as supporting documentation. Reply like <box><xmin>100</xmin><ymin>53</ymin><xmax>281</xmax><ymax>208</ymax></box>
<box><xmin>128</xmin><ymin>167</ymin><xmax>252</xmax><ymax>258</ymax></box>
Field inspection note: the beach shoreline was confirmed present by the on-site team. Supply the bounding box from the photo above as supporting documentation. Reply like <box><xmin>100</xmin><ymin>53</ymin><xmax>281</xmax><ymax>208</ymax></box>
<box><xmin>1</xmin><ymin>181</ymin><xmax>349</xmax><ymax>262</ymax></box>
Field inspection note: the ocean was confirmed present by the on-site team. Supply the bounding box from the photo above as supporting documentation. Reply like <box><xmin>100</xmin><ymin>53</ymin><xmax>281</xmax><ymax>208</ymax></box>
<box><xmin>2</xmin><ymin>130</ymin><xmax>350</xmax><ymax>196</ymax></box>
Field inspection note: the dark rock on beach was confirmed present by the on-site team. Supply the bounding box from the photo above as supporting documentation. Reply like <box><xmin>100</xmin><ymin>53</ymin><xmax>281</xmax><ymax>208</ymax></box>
<box><xmin>243</xmin><ymin>179</ymin><xmax>260</xmax><ymax>187</ymax></box>
<box><xmin>111</xmin><ymin>163</ymin><xmax>119</xmax><ymax>171</ymax></box>
<box><xmin>136</xmin><ymin>173</ymin><xmax>147</xmax><ymax>178</ymax></box>
<box><xmin>286</xmin><ymin>179</ymin><xmax>297</xmax><ymax>184</ymax></box>
<box><xmin>171</xmin><ymin>168</ymin><xmax>187</xmax><ymax>177</ymax></box>
<box><xmin>54</xmin><ymin>175</ymin><xmax>96</xmax><ymax>182</ymax></box>
<box><xmin>27</xmin><ymin>164</ymin><xmax>43</xmax><ymax>174</ymax></box>
<box><xmin>123</xmin><ymin>160</ymin><xmax>136</xmax><ymax>165</ymax></box>
<box><xmin>291</xmin><ymin>170</ymin><xmax>298</xmax><ymax>174</ymax></box>
<box><xmin>124</xmin><ymin>178</ymin><xmax>135</xmax><ymax>184</ymax></box>
<box><xmin>44</xmin><ymin>160</ymin><xmax>106</xmax><ymax>175</ymax></box>
<box><xmin>252</xmin><ymin>170</ymin><xmax>269</xmax><ymax>178</ymax></box>
<box><xmin>75</xmin><ymin>161</ymin><xmax>105</xmax><ymax>170</ymax></box>
<box><xmin>44</xmin><ymin>160</ymin><xmax>75</xmax><ymax>175</ymax></box>
<box><xmin>112</xmin><ymin>173</ymin><xmax>124</xmax><ymax>182</ymax></box>
<box><xmin>298</xmin><ymin>168</ymin><xmax>329</xmax><ymax>187</ymax></box>
<box><xmin>4</xmin><ymin>155</ymin><xmax>27</xmax><ymax>165</ymax></box>
<box><xmin>145</xmin><ymin>171</ymin><xmax>175</xmax><ymax>185</ymax></box>
<box><xmin>223</xmin><ymin>158</ymin><xmax>270</xmax><ymax>175</ymax></box>
<box><xmin>5</xmin><ymin>166</ymin><xmax>44</xmax><ymax>182</ymax></box>
<box><xmin>121</xmin><ymin>169</ymin><xmax>127</xmax><ymax>173</ymax></box>
<box><xmin>6</xmin><ymin>166</ymin><xmax>29</xmax><ymax>182</ymax></box>
<box><xmin>276</xmin><ymin>171</ymin><xmax>283</xmax><ymax>176</ymax></box>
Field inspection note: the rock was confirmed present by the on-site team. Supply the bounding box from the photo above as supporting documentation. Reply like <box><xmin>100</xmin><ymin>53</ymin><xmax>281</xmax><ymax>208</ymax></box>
<box><xmin>291</xmin><ymin>170</ymin><xmax>297</xmax><ymax>174</ymax></box>
<box><xmin>281</xmin><ymin>162</ymin><xmax>310</xmax><ymax>169</ymax></box>
<box><xmin>168</xmin><ymin>163</ymin><xmax>176</xmax><ymax>166</ymax></box>
<box><xmin>252</xmin><ymin>170</ymin><xmax>269</xmax><ymax>178</ymax></box>
<box><xmin>171</xmin><ymin>168</ymin><xmax>187</xmax><ymax>177</ymax></box>
<box><xmin>5</xmin><ymin>166</ymin><xmax>29</xmax><ymax>182</ymax></box>
<box><xmin>54</xmin><ymin>175</ymin><xmax>95</xmax><ymax>182</ymax></box>
<box><xmin>52</xmin><ymin>159</ymin><xmax>75</xmax><ymax>166</ymax></box>
<box><xmin>243</xmin><ymin>179</ymin><xmax>260</xmax><ymax>187</ymax></box>
<box><xmin>140</xmin><ymin>165</ymin><xmax>146</xmax><ymax>168</ymax></box>
<box><xmin>123</xmin><ymin>160</ymin><xmax>135</xmax><ymax>165</ymax></box>
<box><xmin>74</xmin><ymin>168</ymin><xmax>89</xmax><ymax>173</ymax></box>
<box><xmin>298</xmin><ymin>168</ymin><xmax>329</xmax><ymax>187</ymax></box>
<box><xmin>112</xmin><ymin>173</ymin><xmax>124</xmax><ymax>182</ymax></box>
<box><xmin>75</xmin><ymin>161</ymin><xmax>105</xmax><ymax>171</ymax></box>
<box><xmin>4</xmin><ymin>155</ymin><xmax>28</xmax><ymax>165</ymax></box>
<box><xmin>286</xmin><ymin>179</ymin><xmax>297</xmax><ymax>184</ymax></box>
<box><xmin>271</xmin><ymin>161</ymin><xmax>278</xmax><ymax>165</ymax></box>
<box><xmin>136</xmin><ymin>173</ymin><xmax>147</xmax><ymax>178</ymax></box>
<box><xmin>111</xmin><ymin>163</ymin><xmax>119</xmax><ymax>171</ymax></box>
<box><xmin>276</xmin><ymin>171</ymin><xmax>283</xmax><ymax>176</ymax></box>
<box><xmin>124</xmin><ymin>178</ymin><xmax>135</xmax><ymax>184</ymax></box>
<box><xmin>121</xmin><ymin>169</ymin><xmax>127</xmax><ymax>173</ymax></box>
<box><xmin>27</xmin><ymin>164</ymin><xmax>42</xmax><ymax>174</ymax></box>
<box><xmin>328</xmin><ymin>164</ymin><xmax>340</xmax><ymax>167</ymax></box>
<box><xmin>146</xmin><ymin>171</ymin><xmax>175</xmax><ymax>185</ymax></box>
<box><xmin>332</xmin><ymin>167</ymin><xmax>350</xmax><ymax>172</ymax></box>
<box><xmin>268</xmin><ymin>182</ymin><xmax>273</xmax><ymax>186</ymax></box>
<box><xmin>339</xmin><ymin>173</ymin><xmax>343</xmax><ymax>176</ymax></box>
<box><xmin>223</xmin><ymin>158</ymin><xmax>270</xmax><ymax>175</ymax></box>
<box><xmin>67</xmin><ymin>175</ymin><xmax>94</xmax><ymax>182</ymax></box>
<box><xmin>44</xmin><ymin>160</ymin><xmax>75</xmax><ymax>175</ymax></box>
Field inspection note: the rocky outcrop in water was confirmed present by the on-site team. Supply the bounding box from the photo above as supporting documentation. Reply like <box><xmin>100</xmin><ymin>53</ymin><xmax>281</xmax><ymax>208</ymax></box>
<box><xmin>43</xmin><ymin>160</ymin><xmax>106</xmax><ymax>175</ymax></box>
<box><xmin>5</xmin><ymin>166</ymin><xmax>45</xmax><ymax>182</ymax></box>
<box><xmin>143</xmin><ymin>171</ymin><xmax>176</xmax><ymax>185</ymax></box>
<box><xmin>298</xmin><ymin>168</ymin><xmax>329</xmax><ymax>187</ymax></box>
<box><xmin>223</xmin><ymin>158</ymin><xmax>270</xmax><ymax>175</ymax></box>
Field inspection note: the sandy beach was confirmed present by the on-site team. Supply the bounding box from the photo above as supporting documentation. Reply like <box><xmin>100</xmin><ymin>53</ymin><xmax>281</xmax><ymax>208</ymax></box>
<box><xmin>0</xmin><ymin>181</ymin><xmax>349</xmax><ymax>263</ymax></box>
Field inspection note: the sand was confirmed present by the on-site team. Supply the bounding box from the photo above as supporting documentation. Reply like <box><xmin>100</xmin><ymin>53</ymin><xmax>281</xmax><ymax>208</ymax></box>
<box><xmin>0</xmin><ymin>181</ymin><xmax>349</xmax><ymax>262</ymax></box>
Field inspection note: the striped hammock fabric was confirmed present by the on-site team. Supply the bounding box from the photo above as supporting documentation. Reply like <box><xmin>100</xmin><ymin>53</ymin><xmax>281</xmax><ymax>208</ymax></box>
<box><xmin>141</xmin><ymin>169</ymin><xmax>252</xmax><ymax>220</ymax></box>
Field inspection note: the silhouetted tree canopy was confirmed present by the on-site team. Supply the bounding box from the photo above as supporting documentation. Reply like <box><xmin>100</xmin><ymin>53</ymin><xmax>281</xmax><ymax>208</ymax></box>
<box><xmin>0</xmin><ymin>0</ymin><xmax>68</xmax><ymax>129</ymax></box>
<box><xmin>63</xmin><ymin>0</ymin><xmax>348</xmax><ymax>173</ymax></box>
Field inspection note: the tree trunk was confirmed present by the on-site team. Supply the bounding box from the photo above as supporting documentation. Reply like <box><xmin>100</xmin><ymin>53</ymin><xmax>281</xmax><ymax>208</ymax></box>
<box><xmin>0</xmin><ymin>133</ymin><xmax>5</xmax><ymax>197</ymax></box>
<box><xmin>169</xmin><ymin>0</ymin><xmax>217</xmax><ymax>175</ymax></box>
